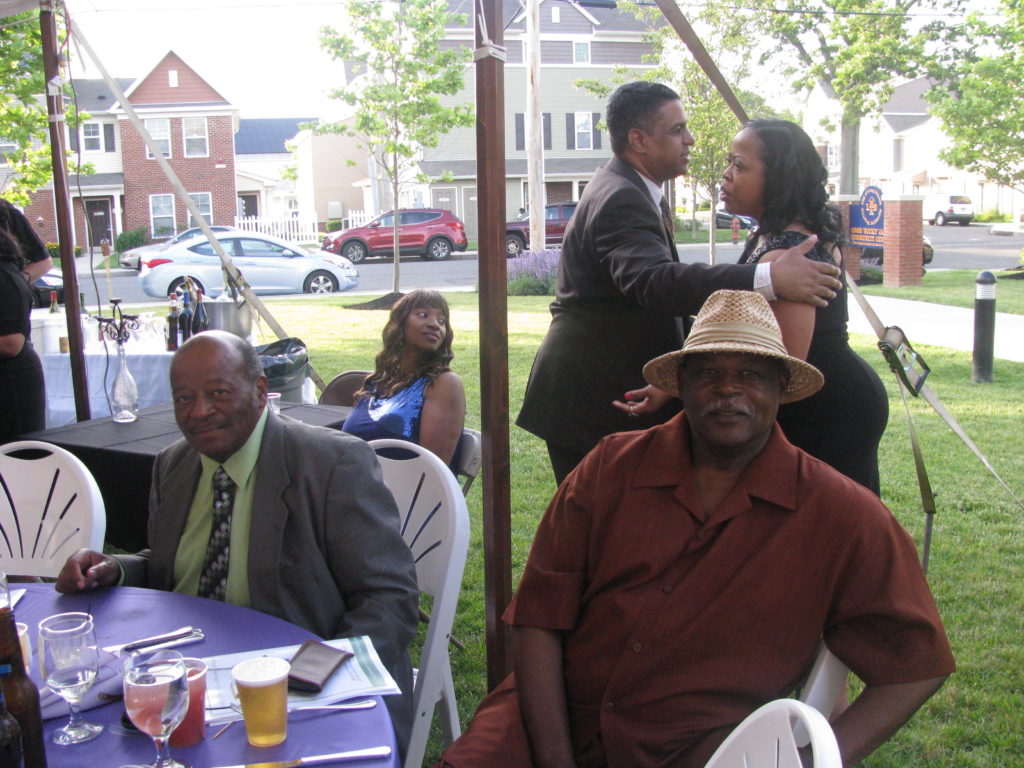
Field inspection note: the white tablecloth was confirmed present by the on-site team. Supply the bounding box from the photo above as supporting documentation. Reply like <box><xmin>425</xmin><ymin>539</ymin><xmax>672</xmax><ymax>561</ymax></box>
<box><xmin>43</xmin><ymin>349</ymin><xmax>174</xmax><ymax>427</ymax></box>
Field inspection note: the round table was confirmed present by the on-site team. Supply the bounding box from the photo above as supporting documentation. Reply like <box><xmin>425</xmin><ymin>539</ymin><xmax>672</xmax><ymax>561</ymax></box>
<box><xmin>14</xmin><ymin>583</ymin><xmax>399</xmax><ymax>767</ymax></box>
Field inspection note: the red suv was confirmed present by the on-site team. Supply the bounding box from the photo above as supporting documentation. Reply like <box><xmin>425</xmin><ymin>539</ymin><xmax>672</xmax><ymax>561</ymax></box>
<box><xmin>505</xmin><ymin>202</ymin><xmax>577</xmax><ymax>256</ymax></box>
<box><xmin>322</xmin><ymin>209</ymin><xmax>468</xmax><ymax>263</ymax></box>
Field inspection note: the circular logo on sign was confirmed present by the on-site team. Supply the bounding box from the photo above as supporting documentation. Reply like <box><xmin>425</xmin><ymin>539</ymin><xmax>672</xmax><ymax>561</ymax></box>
<box><xmin>860</xmin><ymin>187</ymin><xmax>883</xmax><ymax>227</ymax></box>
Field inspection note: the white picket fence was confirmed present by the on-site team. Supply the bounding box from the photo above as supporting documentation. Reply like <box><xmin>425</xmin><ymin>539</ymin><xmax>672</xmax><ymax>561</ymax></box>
<box><xmin>341</xmin><ymin>210</ymin><xmax>373</xmax><ymax>228</ymax></box>
<box><xmin>234</xmin><ymin>215</ymin><xmax>319</xmax><ymax>244</ymax></box>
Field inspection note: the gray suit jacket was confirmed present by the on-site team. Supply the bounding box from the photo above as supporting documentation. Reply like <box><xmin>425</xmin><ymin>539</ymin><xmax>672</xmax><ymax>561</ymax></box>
<box><xmin>517</xmin><ymin>156</ymin><xmax>757</xmax><ymax>454</ymax></box>
<box><xmin>118</xmin><ymin>411</ymin><xmax>419</xmax><ymax>751</ymax></box>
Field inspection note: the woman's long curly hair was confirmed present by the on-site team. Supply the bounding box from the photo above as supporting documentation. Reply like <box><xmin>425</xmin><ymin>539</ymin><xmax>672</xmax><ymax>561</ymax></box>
<box><xmin>746</xmin><ymin>118</ymin><xmax>843</xmax><ymax>247</ymax></box>
<box><xmin>360</xmin><ymin>289</ymin><xmax>455</xmax><ymax>399</ymax></box>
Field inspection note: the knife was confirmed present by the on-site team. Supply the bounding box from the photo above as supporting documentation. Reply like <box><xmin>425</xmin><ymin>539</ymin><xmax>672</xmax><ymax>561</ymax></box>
<box><xmin>210</xmin><ymin>746</ymin><xmax>392</xmax><ymax>768</ymax></box>
<box><xmin>103</xmin><ymin>626</ymin><xmax>202</xmax><ymax>654</ymax></box>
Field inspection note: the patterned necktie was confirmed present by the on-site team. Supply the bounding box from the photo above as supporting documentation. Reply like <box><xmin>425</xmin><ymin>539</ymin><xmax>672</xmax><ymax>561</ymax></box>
<box><xmin>660</xmin><ymin>196</ymin><xmax>675</xmax><ymax>239</ymax></box>
<box><xmin>197</xmin><ymin>466</ymin><xmax>234</xmax><ymax>601</ymax></box>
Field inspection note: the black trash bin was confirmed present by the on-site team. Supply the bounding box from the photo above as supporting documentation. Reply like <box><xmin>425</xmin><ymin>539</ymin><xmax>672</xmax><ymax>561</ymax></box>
<box><xmin>256</xmin><ymin>337</ymin><xmax>309</xmax><ymax>403</ymax></box>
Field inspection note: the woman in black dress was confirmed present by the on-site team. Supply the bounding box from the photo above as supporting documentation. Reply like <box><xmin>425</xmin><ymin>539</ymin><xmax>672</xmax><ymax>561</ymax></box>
<box><xmin>0</xmin><ymin>227</ymin><xmax>45</xmax><ymax>443</ymax></box>
<box><xmin>721</xmin><ymin>118</ymin><xmax>888</xmax><ymax>494</ymax></box>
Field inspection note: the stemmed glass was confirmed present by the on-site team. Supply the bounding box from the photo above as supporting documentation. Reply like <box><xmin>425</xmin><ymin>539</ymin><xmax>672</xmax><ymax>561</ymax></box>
<box><xmin>122</xmin><ymin>649</ymin><xmax>190</xmax><ymax>768</ymax></box>
<box><xmin>37</xmin><ymin>611</ymin><xmax>104</xmax><ymax>744</ymax></box>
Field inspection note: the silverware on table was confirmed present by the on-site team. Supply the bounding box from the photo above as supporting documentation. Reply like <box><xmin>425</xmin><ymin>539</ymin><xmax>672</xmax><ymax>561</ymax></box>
<box><xmin>211</xmin><ymin>699</ymin><xmax>378</xmax><ymax>739</ymax></box>
<box><xmin>208</xmin><ymin>745</ymin><xmax>392</xmax><ymax>767</ymax></box>
<box><xmin>102</xmin><ymin>626</ymin><xmax>205</xmax><ymax>654</ymax></box>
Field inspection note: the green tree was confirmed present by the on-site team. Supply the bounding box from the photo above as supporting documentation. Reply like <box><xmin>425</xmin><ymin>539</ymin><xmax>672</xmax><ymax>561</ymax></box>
<box><xmin>926</xmin><ymin>0</ymin><xmax>1024</xmax><ymax>194</ymax></box>
<box><xmin>318</xmin><ymin>0</ymin><xmax>473</xmax><ymax>293</ymax></box>
<box><xmin>0</xmin><ymin>10</ymin><xmax>87</xmax><ymax>206</ymax></box>
<box><xmin>700</xmin><ymin>0</ymin><xmax>963</xmax><ymax>194</ymax></box>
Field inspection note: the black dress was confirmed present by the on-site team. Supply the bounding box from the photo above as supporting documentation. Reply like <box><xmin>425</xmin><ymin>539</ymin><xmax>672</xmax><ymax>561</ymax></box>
<box><xmin>0</xmin><ymin>260</ymin><xmax>45</xmax><ymax>444</ymax></box>
<box><xmin>739</xmin><ymin>231</ymin><xmax>888</xmax><ymax>494</ymax></box>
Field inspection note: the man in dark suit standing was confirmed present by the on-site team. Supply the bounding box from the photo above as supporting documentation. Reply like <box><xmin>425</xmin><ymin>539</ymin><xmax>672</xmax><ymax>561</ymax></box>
<box><xmin>56</xmin><ymin>331</ymin><xmax>419</xmax><ymax>754</ymax></box>
<box><xmin>516</xmin><ymin>81</ymin><xmax>843</xmax><ymax>484</ymax></box>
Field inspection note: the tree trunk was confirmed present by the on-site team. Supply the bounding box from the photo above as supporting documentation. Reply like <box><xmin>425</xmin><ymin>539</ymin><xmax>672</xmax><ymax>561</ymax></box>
<box><xmin>391</xmin><ymin>152</ymin><xmax>401</xmax><ymax>295</ymax></box>
<box><xmin>839</xmin><ymin>115</ymin><xmax>861</xmax><ymax>196</ymax></box>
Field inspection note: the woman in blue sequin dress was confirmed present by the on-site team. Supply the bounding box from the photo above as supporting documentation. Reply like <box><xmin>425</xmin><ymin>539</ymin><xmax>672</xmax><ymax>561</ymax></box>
<box><xmin>341</xmin><ymin>290</ymin><xmax>466</xmax><ymax>469</ymax></box>
<box><xmin>721</xmin><ymin>118</ymin><xmax>888</xmax><ymax>494</ymax></box>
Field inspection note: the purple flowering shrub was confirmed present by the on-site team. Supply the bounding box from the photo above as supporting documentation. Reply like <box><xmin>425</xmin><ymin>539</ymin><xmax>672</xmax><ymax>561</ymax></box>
<box><xmin>507</xmin><ymin>248</ymin><xmax>560</xmax><ymax>295</ymax></box>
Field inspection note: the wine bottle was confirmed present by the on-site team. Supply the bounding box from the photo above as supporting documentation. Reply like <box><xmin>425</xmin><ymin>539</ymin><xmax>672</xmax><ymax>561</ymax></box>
<box><xmin>166</xmin><ymin>294</ymin><xmax>179</xmax><ymax>352</ymax></box>
<box><xmin>179</xmin><ymin>291</ymin><xmax>193</xmax><ymax>343</ymax></box>
<box><xmin>191</xmin><ymin>288</ymin><xmax>209</xmax><ymax>336</ymax></box>
<box><xmin>0</xmin><ymin>610</ymin><xmax>46</xmax><ymax>768</ymax></box>
<box><xmin>48</xmin><ymin>290</ymin><xmax>58</xmax><ymax>313</ymax></box>
<box><xmin>0</xmin><ymin>667</ymin><xmax>22</xmax><ymax>768</ymax></box>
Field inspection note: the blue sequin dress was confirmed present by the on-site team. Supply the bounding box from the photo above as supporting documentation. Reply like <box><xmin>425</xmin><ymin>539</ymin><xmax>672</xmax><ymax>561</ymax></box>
<box><xmin>341</xmin><ymin>376</ymin><xmax>462</xmax><ymax>471</ymax></box>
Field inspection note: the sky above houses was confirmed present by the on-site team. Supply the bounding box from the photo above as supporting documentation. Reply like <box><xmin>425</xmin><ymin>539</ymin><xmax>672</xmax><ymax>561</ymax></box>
<box><xmin>65</xmin><ymin>0</ymin><xmax>350</xmax><ymax>120</ymax></box>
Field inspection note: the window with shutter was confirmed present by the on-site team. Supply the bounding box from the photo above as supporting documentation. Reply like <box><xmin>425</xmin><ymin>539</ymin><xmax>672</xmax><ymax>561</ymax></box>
<box><xmin>515</xmin><ymin>114</ymin><xmax>525</xmax><ymax>152</ymax></box>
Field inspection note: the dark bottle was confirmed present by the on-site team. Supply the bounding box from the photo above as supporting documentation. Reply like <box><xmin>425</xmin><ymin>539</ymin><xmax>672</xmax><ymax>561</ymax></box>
<box><xmin>179</xmin><ymin>291</ymin><xmax>193</xmax><ymax>343</ymax></box>
<box><xmin>166</xmin><ymin>294</ymin><xmax>179</xmax><ymax>352</ymax></box>
<box><xmin>0</xmin><ymin>668</ymin><xmax>22</xmax><ymax>768</ymax></box>
<box><xmin>191</xmin><ymin>288</ymin><xmax>209</xmax><ymax>336</ymax></box>
<box><xmin>0</xmin><ymin>610</ymin><xmax>45</xmax><ymax>768</ymax></box>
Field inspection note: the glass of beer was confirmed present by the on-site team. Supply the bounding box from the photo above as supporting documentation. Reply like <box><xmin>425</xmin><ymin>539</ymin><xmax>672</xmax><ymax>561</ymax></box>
<box><xmin>231</xmin><ymin>656</ymin><xmax>290</xmax><ymax>747</ymax></box>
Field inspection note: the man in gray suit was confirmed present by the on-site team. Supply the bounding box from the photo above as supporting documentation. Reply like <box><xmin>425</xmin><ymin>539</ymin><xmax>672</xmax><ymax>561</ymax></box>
<box><xmin>56</xmin><ymin>331</ymin><xmax>419</xmax><ymax>752</ymax></box>
<box><xmin>516</xmin><ymin>81</ymin><xmax>843</xmax><ymax>484</ymax></box>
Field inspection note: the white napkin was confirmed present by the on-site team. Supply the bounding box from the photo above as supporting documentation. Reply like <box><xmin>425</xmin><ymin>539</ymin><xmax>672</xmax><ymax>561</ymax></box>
<box><xmin>39</xmin><ymin>650</ymin><xmax>122</xmax><ymax>720</ymax></box>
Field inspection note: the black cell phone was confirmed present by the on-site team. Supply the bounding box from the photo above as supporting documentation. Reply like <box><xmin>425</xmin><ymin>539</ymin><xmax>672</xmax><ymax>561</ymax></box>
<box><xmin>287</xmin><ymin>639</ymin><xmax>354</xmax><ymax>693</ymax></box>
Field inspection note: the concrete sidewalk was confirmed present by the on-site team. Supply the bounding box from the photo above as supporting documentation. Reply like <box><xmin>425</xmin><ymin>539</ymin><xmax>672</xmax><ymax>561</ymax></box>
<box><xmin>847</xmin><ymin>293</ymin><xmax>1024</xmax><ymax>363</ymax></box>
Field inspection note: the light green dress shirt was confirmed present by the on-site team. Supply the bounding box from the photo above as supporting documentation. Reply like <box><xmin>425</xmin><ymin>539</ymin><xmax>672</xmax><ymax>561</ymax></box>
<box><xmin>171</xmin><ymin>408</ymin><xmax>269</xmax><ymax>606</ymax></box>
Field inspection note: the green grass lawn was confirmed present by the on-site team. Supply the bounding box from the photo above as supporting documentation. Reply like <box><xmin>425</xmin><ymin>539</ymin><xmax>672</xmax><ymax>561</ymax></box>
<box><xmin>861</xmin><ymin>268</ymin><xmax>1024</xmax><ymax>315</ymax></box>
<box><xmin>251</xmin><ymin>291</ymin><xmax>1024</xmax><ymax>766</ymax></box>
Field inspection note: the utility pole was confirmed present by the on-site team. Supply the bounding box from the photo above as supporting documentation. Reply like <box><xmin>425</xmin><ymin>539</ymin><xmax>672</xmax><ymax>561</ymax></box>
<box><xmin>525</xmin><ymin>0</ymin><xmax>544</xmax><ymax>252</ymax></box>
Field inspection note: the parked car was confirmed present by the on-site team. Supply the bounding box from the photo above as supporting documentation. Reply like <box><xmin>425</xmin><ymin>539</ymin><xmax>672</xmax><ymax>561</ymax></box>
<box><xmin>505</xmin><ymin>202</ymin><xmax>577</xmax><ymax>257</ymax></box>
<box><xmin>119</xmin><ymin>225</ymin><xmax>238</xmax><ymax>270</ymax></box>
<box><xmin>31</xmin><ymin>269</ymin><xmax>65</xmax><ymax>308</ymax></box>
<box><xmin>322</xmin><ymin>209</ymin><xmax>467</xmax><ymax>263</ymax></box>
<box><xmin>138</xmin><ymin>232</ymin><xmax>358</xmax><ymax>299</ymax></box>
<box><xmin>925</xmin><ymin>195</ymin><xmax>974</xmax><ymax>226</ymax></box>
<box><xmin>714</xmin><ymin>210</ymin><xmax>757</xmax><ymax>229</ymax></box>
<box><xmin>860</xmin><ymin>235</ymin><xmax>934</xmax><ymax>265</ymax></box>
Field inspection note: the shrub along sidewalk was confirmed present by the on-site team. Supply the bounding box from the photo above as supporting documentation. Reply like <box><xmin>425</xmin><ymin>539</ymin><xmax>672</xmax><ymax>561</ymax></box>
<box><xmin>253</xmin><ymin>292</ymin><xmax>1022</xmax><ymax>766</ymax></box>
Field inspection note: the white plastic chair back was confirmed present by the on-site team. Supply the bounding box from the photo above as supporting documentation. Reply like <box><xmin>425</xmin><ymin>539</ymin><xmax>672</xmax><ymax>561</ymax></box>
<box><xmin>369</xmin><ymin>439</ymin><xmax>469</xmax><ymax>768</ymax></box>
<box><xmin>799</xmin><ymin>643</ymin><xmax>849</xmax><ymax>717</ymax></box>
<box><xmin>0</xmin><ymin>441</ymin><xmax>106</xmax><ymax>578</ymax></box>
<box><xmin>455</xmin><ymin>428</ymin><xmax>482</xmax><ymax>496</ymax></box>
<box><xmin>704</xmin><ymin>699</ymin><xmax>842</xmax><ymax>768</ymax></box>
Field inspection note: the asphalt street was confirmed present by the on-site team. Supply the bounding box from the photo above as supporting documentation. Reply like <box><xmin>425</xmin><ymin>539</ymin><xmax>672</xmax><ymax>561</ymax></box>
<box><xmin>73</xmin><ymin>222</ymin><xmax>1021</xmax><ymax>309</ymax></box>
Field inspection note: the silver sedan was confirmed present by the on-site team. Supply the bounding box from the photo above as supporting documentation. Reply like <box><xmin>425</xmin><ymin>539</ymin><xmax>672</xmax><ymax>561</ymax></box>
<box><xmin>138</xmin><ymin>232</ymin><xmax>358</xmax><ymax>299</ymax></box>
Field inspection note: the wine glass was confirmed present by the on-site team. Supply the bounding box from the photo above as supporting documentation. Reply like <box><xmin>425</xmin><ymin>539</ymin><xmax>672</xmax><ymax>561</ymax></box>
<box><xmin>122</xmin><ymin>649</ymin><xmax>190</xmax><ymax>768</ymax></box>
<box><xmin>37</xmin><ymin>611</ymin><xmax>104</xmax><ymax>744</ymax></box>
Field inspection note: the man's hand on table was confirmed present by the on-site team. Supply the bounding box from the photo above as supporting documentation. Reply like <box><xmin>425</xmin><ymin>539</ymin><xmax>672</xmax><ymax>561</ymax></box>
<box><xmin>55</xmin><ymin>549</ymin><xmax>120</xmax><ymax>593</ymax></box>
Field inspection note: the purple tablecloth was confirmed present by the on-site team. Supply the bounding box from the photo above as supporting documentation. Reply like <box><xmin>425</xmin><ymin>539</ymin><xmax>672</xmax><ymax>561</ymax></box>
<box><xmin>15</xmin><ymin>583</ymin><xmax>399</xmax><ymax>768</ymax></box>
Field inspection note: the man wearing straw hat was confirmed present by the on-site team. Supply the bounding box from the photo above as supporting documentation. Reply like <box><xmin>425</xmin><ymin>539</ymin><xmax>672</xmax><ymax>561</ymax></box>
<box><xmin>440</xmin><ymin>290</ymin><xmax>953</xmax><ymax>768</ymax></box>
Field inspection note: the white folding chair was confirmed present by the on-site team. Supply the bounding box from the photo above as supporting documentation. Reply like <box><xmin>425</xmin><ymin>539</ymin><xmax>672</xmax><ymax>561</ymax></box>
<box><xmin>369</xmin><ymin>439</ymin><xmax>469</xmax><ymax>768</ymax></box>
<box><xmin>454</xmin><ymin>427</ymin><xmax>481</xmax><ymax>496</ymax></box>
<box><xmin>0</xmin><ymin>441</ymin><xmax>106</xmax><ymax>578</ymax></box>
<box><xmin>704</xmin><ymin>699</ymin><xmax>842</xmax><ymax>768</ymax></box>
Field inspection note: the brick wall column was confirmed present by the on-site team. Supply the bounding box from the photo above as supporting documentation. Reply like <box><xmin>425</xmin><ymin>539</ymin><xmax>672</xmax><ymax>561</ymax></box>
<box><xmin>832</xmin><ymin>194</ymin><xmax>860</xmax><ymax>282</ymax></box>
<box><xmin>882</xmin><ymin>196</ymin><xmax>924</xmax><ymax>288</ymax></box>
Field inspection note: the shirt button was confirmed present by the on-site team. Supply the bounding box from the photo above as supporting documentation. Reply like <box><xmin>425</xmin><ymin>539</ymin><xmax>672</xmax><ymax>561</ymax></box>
<box><xmin>663</xmin><ymin>584</ymin><xmax>673</xmax><ymax>593</ymax></box>
<box><xmin>606</xmin><ymin>701</ymin><xmax>614</xmax><ymax>710</ymax></box>
<box><xmin>632</xmin><ymin>642</ymin><xmax>642</xmax><ymax>653</ymax></box>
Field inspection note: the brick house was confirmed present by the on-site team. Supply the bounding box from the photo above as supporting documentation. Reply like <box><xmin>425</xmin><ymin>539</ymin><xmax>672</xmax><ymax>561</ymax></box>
<box><xmin>23</xmin><ymin>51</ymin><xmax>240</xmax><ymax>250</ymax></box>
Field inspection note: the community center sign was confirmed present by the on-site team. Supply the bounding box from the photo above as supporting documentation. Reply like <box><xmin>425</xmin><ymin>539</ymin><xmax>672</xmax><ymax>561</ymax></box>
<box><xmin>849</xmin><ymin>186</ymin><xmax>884</xmax><ymax>247</ymax></box>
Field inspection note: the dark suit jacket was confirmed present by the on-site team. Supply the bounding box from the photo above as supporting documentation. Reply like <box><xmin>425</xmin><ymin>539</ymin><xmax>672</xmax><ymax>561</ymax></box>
<box><xmin>117</xmin><ymin>411</ymin><xmax>419</xmax><ymax>751</ymax></box>
<box><xmin>516</xmin><ymin>156</ymin><xmax>757</xmax><ymax>454</ymax></box>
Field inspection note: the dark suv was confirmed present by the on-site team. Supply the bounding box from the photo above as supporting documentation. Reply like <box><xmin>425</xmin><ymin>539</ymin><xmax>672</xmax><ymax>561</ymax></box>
<box><xmin>505</xmin><ymin>202</ymin><xmax>577</xmax><ymax>256</ymax></box>
<box><xmin>322</xmin><ymin>209</ymin><xmax>468</xmax><ymax>263</ymax></box>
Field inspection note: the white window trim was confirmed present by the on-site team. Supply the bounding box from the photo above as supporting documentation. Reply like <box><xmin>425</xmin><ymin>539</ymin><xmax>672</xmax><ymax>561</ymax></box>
<box><xmin>187</xmin><ymin>192</ymin><xmax>213</xmax><ymax>228</ymax></box>
<box><xmin>574</xmin><ymin>111</ymin><xmax>592</xmax><ymax>151</ymax></box>
<box><xmin>145</xmin><ymin>118</ymin><xmax>172</xmax><ymax>159</ymax></box>
<box><xmin>573</xmin><ymin>41</ymin><xmax>590</xmax><ymax>64</ymax></box>
<box><xmin>183</xmin><ymin>117</ymin><xmax>209</xmax><ymax>158</ymax></box>
<box><xmin>82</xmin><ymin>122</ymin><xmax>103</xmax><ymax>152</ymax></box>
<box><xmin>149</xmin><ymin>193</ymin><xmax>176</xmax><ymax>238</ymax></box>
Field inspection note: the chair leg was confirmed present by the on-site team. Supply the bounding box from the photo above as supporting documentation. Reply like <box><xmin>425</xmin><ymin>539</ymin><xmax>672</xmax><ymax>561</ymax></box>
<box><xmin>440</xmin><ymin>659</ymin><xmax>461</xmax><ymax>743</ymax></box>
<box><xmin>403</xmin><ymin>701</ymin><xmax>432</xmax><ymax>768</ymax></box>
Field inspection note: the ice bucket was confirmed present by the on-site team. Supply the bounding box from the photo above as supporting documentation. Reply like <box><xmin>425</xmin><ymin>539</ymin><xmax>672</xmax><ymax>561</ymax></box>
<box><xmin>203</xmin><ymin>300</ymin><xmax>252</xmax><ymax>338</ymax></box>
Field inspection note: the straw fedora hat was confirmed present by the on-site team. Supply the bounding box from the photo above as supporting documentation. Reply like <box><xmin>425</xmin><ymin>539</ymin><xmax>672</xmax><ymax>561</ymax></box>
<box><xmin>642</xmin><ymin>290</ymin><xmax>824</xmax><ymax>404</ymax></box>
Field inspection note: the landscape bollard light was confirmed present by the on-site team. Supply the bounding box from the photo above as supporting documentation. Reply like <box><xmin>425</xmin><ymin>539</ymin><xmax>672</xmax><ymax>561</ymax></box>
<box><xmin>973</xmin><ymin>270</ymin><xmax>996</xmax><ymax>383</ymax></box>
